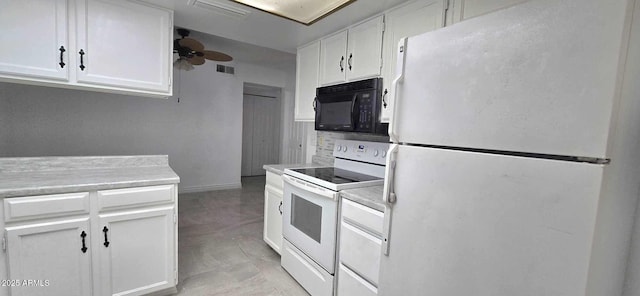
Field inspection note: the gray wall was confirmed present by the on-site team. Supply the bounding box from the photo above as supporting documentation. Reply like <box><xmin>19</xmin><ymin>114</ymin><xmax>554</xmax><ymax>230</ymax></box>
<box><xmin>0</xmin><ymin>89</ymin><xmax>9</xmax><ymax>154</ymax></box>
<box><xmin>0</xmin><ymin>62</ymin><xmax>244</xmax><ymax>193</ymax></box>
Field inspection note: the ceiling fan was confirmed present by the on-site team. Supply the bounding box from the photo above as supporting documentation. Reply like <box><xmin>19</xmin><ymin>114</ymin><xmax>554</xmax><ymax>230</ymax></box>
<box><xmin>173</xmin><ymin>28</ymin><xmax>233</xmax><ymax>70</ymax></box>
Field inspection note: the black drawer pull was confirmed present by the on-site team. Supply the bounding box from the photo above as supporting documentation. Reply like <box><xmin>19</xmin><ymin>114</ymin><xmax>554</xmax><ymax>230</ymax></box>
<box><xmin>103</xmin><ymin>226</ymin><xmax>110</xmax><ymax>247</ymax></box>
<box><xmin>339</xmin><ymin>56</ymin><xmax>344</xmax><ymax>72</ymax></box>
<box><xmin>79</xmin><ymin>49</ymin><xmax>86</xmax><ymax>71</ymax></box>
<box><xmin>80</xmin><ymin>231</ymin><xmax>87</xmax><ymax>253</ymax></box>
<box><xmin>59</xmin><ymin>46</ymin><xmax>66</xmax><ymax>68</ymax></box>
<box><xmin>278</xmin><ymin>201</ymin><xmax>283</xmax><ymax>215</ymax></box>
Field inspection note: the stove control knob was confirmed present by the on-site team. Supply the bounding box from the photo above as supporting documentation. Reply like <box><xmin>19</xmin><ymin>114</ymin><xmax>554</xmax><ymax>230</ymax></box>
<box><xmin>337</xmin><ymin>145</ymin><xmax>342</xmax><ymax>152</ymax></box>
<box><xmin>382</xmin><ymin>150</ymin><xmax>387</xmax><ymax>158</ymax></box>
<box><xmin>373</xmin><ymin>150</ymin><xmax>379</xmax><ymax>157</ymax></box>
<box><xmin>343</xmin><ymin>146</ymin><xmax>348</xmax><ymax>152</ymax></box>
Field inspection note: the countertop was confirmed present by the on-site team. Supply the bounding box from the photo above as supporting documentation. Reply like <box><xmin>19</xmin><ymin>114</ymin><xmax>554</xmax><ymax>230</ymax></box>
<box><xmin>340</xmin><ymin>185</ymin><xmax>386</xmax><ymax>212</ymax></box>
<box><xmin>0</xmin><ymin>155</ymin><xmax>180</xmax><ymax>198</ymax></box>
<box><xmin>263</xmin><ymin>163</ymin><xmax>326</xmax><ymax>175</ymax></box>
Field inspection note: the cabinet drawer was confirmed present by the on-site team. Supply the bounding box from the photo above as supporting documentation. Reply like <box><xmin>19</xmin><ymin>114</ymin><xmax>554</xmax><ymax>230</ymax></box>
<box><xmin>4</xmin><ymin>192</ymin><xmax>90</xmax><ymax>222</ymax></box>
<box><xmin>339</xmin><ymin>222</ymin><xmax>382</xmax><ymax>285</ymax></box>
<box><xmin>98</xmin><ymin>185</ymin><xmax>175</xmax><ymax>211</ymax></box>
<box><xmin>341</xmin><ymin>198</ymin><xmax>384</xmax><ymax>235</ymax></box>
<box><xmin>337</xmin><ymin>264</ymin><xmax>377</xmax><ymax>296</ymax></box>
<box><xmin>266</xmin><ymin>171</ymin><xmax>283</xmax><ymax>190</ymax></box>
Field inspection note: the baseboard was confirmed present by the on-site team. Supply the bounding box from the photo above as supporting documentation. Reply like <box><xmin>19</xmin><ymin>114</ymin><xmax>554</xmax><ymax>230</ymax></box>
<box><xmin>178</xmin><ymin>182</ymin><xmax>242</xmax><ymax>194</ymax></box>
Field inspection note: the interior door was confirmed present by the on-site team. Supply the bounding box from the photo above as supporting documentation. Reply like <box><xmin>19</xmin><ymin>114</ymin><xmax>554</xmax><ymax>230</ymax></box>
<box><xmin>379</xmin><ymin>145</ymin><xmax>604</xmax><ymax>295</ymax></box>
<box><xmin>242</xmin><ymin>94</ymin><xmax>281</xmax><ymax>176</ymax></box>
<box><xmin>392</xmin><ymin>0</ymin><xmax>629</xmax><ymax>158</ymax></box>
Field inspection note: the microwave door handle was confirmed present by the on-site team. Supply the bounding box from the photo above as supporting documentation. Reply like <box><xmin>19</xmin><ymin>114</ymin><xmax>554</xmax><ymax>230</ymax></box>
<box><xmin>351</xmin><ymin>94</ymin><xmax>358</xmax><ymax>130</ymax></box>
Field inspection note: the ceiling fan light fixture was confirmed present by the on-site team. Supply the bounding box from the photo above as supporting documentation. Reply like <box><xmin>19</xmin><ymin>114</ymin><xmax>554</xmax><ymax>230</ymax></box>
<box><xmin>230</xmin><ymin>0</ymin><xmax>356</xmax><ymax>25</ymax></box>
<box><xmin>174</xmin><ymin>58</ymin><xmax>195</xmax><ymax>71</ymax></box>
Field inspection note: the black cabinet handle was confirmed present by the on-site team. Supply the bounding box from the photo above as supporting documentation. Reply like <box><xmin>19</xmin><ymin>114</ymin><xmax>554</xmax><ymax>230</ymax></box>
<box><xmin>80</xmin><ymin>231</ymin><xmax>87</xmax><ymax>253</ymax></box>
<box><xmin>79</xmin><ymin>49</ymin><xmax>86</xmax><ymax>71</ymax></box>
<box><xmin>59</xmin><ymin>46</ymin><xmax>66</xmax><ymax>68</ymax></box>
<box><xmin>348</xmin><ymin>53</ymin><xmax>352</xmax><ymax>71</ymax></box>
<box><xmin>278</xmin><ymin>201</ymin><xmax>283</xmax><ymax>215</ymax></box>
<box><xmin>383</xmin><ymin>89</ymin><xmax>388</xmax><ymax>108</ymax></box>
<box><xmin>102</xmin><ymin>226</ymin><xmax>110</xmax><ymax>247</ymax></box>
<box><xmin>339</xmin><ymin>56</ymin><xmax>344</xmax><ymax>72</ymax></box>
<box><xmin>313</xmin><ymin>97</ymin><xmax>317</xmax><ymax>111</ymax></box>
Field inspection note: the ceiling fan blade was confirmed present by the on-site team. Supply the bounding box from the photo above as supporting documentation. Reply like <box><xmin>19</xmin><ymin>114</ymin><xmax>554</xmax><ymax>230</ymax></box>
<box><xmin>187</xmin><ymin>56</ymin><xmax>205</xmax><ymax>65</ymax></box>
<box><xmin>203</xmin><ymin>50</ymin><xmax>233</xmax><ymax>62</ymax></box>
<box><xmin>179</xmin><ymin>38</ymin><xmax>205</xmax><ymax>52</ymax></box>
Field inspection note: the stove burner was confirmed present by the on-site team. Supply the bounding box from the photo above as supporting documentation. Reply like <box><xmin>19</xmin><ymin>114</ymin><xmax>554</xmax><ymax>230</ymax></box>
<box><xmin>290</xmin><ymin>167</ymin><xmax>381</xmax><ymax>184</ymax></box>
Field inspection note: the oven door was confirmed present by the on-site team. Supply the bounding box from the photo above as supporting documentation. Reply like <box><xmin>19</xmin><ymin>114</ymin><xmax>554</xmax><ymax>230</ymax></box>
<box><xmin>315</xmin><ymin>93</ymin><xmax>357</xmax><ymax>132</ymax></box>
<box><xmin>282</xmin><ymin>174</ymin><xmax>339</xmax><ymax>273</ymax></box>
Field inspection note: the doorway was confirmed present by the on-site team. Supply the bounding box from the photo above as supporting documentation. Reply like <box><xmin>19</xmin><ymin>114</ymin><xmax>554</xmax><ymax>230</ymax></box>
<box><xmin>242</xmin><ymin>83</ymin><xmax>282</xmax><ymax>176</ymax></box>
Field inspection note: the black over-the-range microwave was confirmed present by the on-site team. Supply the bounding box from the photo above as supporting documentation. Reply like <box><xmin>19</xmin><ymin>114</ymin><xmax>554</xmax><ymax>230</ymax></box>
<box><xmin>314</xmin><ymin>78</ymin><xmax>388</xmax><ymax>135</ymax></box>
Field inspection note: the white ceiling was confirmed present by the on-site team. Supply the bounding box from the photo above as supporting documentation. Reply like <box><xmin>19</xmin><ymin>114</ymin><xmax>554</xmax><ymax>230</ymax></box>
<box><xmin>146</xmin><ymin>0</ymin><xmax>409</xmax><ymax>53</ymax></box>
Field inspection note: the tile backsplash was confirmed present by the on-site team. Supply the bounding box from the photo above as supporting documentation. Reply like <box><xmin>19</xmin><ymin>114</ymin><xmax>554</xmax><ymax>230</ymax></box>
<box><xmin>311</xmin><ymin>131</ymin><xmax>389</xmax><ymax>166</ymax></box>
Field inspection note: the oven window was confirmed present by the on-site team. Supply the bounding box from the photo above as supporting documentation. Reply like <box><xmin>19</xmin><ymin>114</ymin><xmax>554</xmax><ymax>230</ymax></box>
<box><xmin>291</xmin><ymin>194</ymin><xmax>322</xmax><ymax>243</ymax></box>
<box><xmin>320</xmin><ymin>101</ymin><xmax>352</xmax><ymax>126</ymax></box>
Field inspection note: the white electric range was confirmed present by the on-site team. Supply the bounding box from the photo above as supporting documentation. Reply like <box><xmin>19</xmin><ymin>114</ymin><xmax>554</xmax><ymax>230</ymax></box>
<box><xmin>281</xmin><ymin>139</ymin><xmax>389</xmax><ymax>296</ymax></box>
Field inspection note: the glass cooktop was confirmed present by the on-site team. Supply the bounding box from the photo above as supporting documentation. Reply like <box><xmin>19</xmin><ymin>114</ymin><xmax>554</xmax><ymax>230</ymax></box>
<box><xmin>290</xmin><ymin>167</ymin><xmax>381</xmax><ymax>184</ymax></box>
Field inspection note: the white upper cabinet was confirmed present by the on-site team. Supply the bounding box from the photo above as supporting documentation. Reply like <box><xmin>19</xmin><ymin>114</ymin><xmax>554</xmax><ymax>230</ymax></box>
<box><xmin>450</xmin><ymin>0</ymin><xmax>528</xmax><ymax>24</ymax></box>
<box><xmin>380</xmin><ymin>0</ymin><xmax>446</xmax><ymax>123</ymax></box>
<box><xmin>75</xmin><ymin>0</ymin><xmax>172</xmax><ymax>93</ymax></box>
<box><xmin>319</xmin><ymin>30</ymin><xmax>349</xmax><ymax>86</ymax></box>
<box><xmin>319</xmin><ymin>16</ymin><xmax>385</xmax><ymax>86</ymax></box>
<box><xmin>0</xmin><ymin>0</ymin><xmax>173</xmax><ymax>98</ymax></box>
<box><xmin>347</xmin><ymin>16</ymin><xmax>384</xmax><ymax>81</ymax></box>
<box><xmin>0</xmin><ymin>0</ymin><xmax>69</xmax><ymax>81</ymax></box>
<box><xmin>295</xmin><ymin>41</ymin><xmax>321</xmax><ymax>121</ymax></box>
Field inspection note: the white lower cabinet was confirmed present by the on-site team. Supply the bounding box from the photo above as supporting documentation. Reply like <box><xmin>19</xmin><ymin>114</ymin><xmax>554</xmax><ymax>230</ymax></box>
<box><xmin>5</xmin><ymin>218</ymin><xmax>93</xmax><ymax>296</ymax></box>
<box><xmin>3</xmin><ymin>185</ymin><xmax>178</xmax><ymax>296</ymax></box>
<box><xmin>97</xmin><ymin>207</ymin><xmax>175</xmax><ymax>296</ymax></box>
<box><xmin>263</xmin><ymin>171</ymin><xmax>284</xmax><ymax>254</ymax></box>
<box><xmin>337</xmin><ymin>199</ymin><xmax>384</xmax><ymax>296</ymax></box>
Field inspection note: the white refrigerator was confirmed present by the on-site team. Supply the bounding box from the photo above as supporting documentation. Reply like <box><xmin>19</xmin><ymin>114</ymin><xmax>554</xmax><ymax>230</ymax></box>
<box><xmin>379</xmin><ymin>0</ymin><xmax>640</xmax><ymax>295</ymax></box>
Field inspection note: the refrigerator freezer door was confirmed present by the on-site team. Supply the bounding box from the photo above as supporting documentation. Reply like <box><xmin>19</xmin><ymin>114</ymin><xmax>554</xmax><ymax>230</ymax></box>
<box><xmin>393</xmin><ymin>0</ymin><xmax>630</xmax><ymax>159</ymax></box>
<box><xmin>378</xmin><ymin>145</ymin><xmax>604</xmax><ymax>296</ymax></box>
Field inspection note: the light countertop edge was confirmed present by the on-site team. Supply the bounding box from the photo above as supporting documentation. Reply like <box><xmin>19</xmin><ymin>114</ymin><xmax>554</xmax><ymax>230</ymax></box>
<box><xmin>0</xmin><ymin>156</ymin><xmax>180</xmax><ymax>199</ymax></box>
<box><xmin>340</xmin><ymin>185</ymin><xmax>386</xmax><ymax>212</ymax></box>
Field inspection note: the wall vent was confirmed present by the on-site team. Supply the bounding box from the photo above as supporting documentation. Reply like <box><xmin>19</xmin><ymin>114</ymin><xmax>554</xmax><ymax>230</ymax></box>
<box><xmin>188</xmin><ymin>0</ymin><xmax>251</xmax><ymax>19</ymax></box>
<box><xmin>217</xmin><ymin>64</ymin><xmax>235</xmax><ymax>75</ymax></box>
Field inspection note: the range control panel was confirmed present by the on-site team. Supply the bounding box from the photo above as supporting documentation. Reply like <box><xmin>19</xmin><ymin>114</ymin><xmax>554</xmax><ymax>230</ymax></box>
<box><xmin>333</xmin><ymin>140</ymin><xmax>390</xmax><ymax>165</ymax></box>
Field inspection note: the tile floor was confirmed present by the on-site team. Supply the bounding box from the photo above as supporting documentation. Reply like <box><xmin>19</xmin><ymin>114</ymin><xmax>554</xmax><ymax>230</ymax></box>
<box><xmin>174</xmin><ymin>176</ymin><xmax>309</xmax><ymax>296</ymax></box>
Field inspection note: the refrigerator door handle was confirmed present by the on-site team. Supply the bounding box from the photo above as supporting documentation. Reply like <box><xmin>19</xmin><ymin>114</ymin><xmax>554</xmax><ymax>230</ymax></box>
<box><xmin>383</xmin><ymin>144</ymin><xmax>399</xmax><ymax>204</ymax></box>
<box><xmin>382</xmin><ymin>144</ymin><xmax>399</xmax><ymax>255</ymax></box>
<box><xmin>388</xmin><ymin>38</ymin><xmax>407</xmax><ymax>143</ymax></box>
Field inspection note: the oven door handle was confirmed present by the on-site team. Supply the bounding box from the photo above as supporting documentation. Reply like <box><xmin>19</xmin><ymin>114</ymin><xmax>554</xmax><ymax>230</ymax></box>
<box><xmin>282</xmin><ymin>175</ymin><xmax>338</xmax><ymax>201</ymax></box>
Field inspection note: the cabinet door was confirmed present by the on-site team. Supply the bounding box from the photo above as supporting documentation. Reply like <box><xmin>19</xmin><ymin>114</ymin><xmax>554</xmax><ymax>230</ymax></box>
<box><xmin>97</xmin><ymin>207</ymin><xmax>175</xmax><ymax>296</ymax></box>
<box><xmin>295</xmin><ymin>41</ymin><xmax>321</xmax><ymax>121</ymax></box>
<box><xmin>380</xmin><ymin>0</ymin><xmax>446</xmax><ymax>123</ymax></box>
<box><xmin>75</xmin><ymin>0</ymin><xmax>172</xmax><ymax>93</ymax></box>
<box><xmin>6</xmin><ymin>218</ymin><xmax>92</xmax><ymax>296</ymax></box>
<box><xmin>346</xmin><ymin>16</ymin><xmax>384</xmax><ymax>81</ymax></box>
<box><xmin>319</xmin><ymin>30</ymin><xmax>348</xmax><ymax>86</ymax></box>
<box><xmin>450</xmin><ymin>0</ymin><xmax>528</xmax><ymax>24</ymax></box>
<box><xmin>0</xmin><ymin>0</ymin><xmax>69</xmax><ymax>81</ymax></box>
<box><xmin>263</xmin><ymin>184</ymin><xmax>283</xmax><ymax>254</ymax></box>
